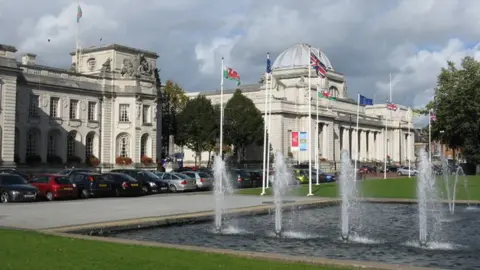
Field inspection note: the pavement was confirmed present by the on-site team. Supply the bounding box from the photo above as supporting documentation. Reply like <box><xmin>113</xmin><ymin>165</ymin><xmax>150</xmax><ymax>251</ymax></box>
<box><xmin>0</xmin><ymin>192</ymin><xmax>322</xmax><ymax>230</ymax></box>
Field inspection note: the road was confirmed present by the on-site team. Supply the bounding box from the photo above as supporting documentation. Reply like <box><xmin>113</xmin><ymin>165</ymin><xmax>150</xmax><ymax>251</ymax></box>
<box><xmin>0</xmin><ymin>192</ymin><xmax>319</xmax><ymax>230</ymax></box>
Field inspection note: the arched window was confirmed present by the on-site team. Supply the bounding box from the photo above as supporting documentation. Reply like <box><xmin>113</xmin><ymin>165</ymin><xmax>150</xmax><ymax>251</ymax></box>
<box><xmin>26</xmin><ymin>129</ymin><xmax>39</xmax><ymax>156</ymax></box>
<box><xmin>85</xmin><ymin>132</ymin><xmax>94</xmax><ymax>159</ymax></box>
<box><xmin>116</xmin><ymin>133</ymin><xmax>130</xmax><ymax>157</ymax></box>
<box><xmin>140</xmin><ymin>134</ymin><xmax>149</xmax><ymax>158</ymax></box>
<box><xmin>67</xmin><ymin>131</ymin><xmax>77</xmax><ymax>157</ymax></box>
<box><xmin>47</xmin><ymin>130</ymin><xmax>60</xmax><ymax>156</ymax></box>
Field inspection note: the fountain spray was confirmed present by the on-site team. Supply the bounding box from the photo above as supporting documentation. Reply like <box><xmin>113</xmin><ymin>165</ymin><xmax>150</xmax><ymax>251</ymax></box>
<box><xmin>213</xmin><ymin>154</ymin><xmax>233</xmax><ymax>233</ymax></box>
<box><xmin>340</xmin><ymin>150</ymin><xmax>356</xmax><ymax>241</ymax></box>
<box><xmin>273</xmin><ymin>152</ymin><xmax>291</xmax><ymax>237</ymax></box>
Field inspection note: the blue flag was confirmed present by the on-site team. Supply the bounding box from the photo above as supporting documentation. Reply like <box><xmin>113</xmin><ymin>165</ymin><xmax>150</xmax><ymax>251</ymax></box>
<box><xmin>359</xmin><ymin>95</ymin><xmax>373</xmax><ymax>106</ymax></box>
<box><xmin>266</xmin><ymin>53</ymin><xmax>271</xmax><ymax>74</ymax></box>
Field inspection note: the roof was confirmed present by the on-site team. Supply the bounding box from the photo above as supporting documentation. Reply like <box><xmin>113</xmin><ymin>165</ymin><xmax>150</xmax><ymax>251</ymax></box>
<box><xmin>272</xmin><ymin>43</ymin><xmax>334</xmax><ymax>71</ymax></box>
<box><xmin>70</xmin><ymin>44</ymin><xmax>159</xmax><ymax>59</ymax></box>
<box><xmin>0</xmin><ymin>44</ymin><xmax>17</xmax><ymax>53</ymax></box>
<box><xmin>186</xmin><ymin>83</ymin><xmax>262</xmax><ymax>97</ymax></box>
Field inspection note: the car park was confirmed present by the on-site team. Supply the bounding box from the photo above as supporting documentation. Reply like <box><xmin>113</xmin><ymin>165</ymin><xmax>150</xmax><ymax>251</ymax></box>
<box><xmin>156</xmin><ymin>172</ymin><xmax>197</xmax><ymax>192</ymax></box>
<box><xmin>110</xmin><ymin>169</ymin><xmax>169</xmax><ymax>194</ymax></box>
<box><xmin>68</xmin><ymin>172</ymin><xmax>113</xmax><ymax>199</ymax></box>
<box><xmin>0</xmin><ymin>174</ymin><xmax>39</xmax><ymax>203</ymax></box>
<box><xmin>29</xmin><ymin>174</ymin><xmax>77</xmax><ymax>201</ymax></box>
<box><xmin>182</xmin><ymin>171</ymin><xmax>213</xmax><ymax>190</ymax></box>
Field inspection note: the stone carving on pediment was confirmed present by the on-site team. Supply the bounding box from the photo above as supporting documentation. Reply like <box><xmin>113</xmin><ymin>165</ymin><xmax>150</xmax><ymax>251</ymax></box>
<box><xmin>136</xmin><ymin>103</ymin><xmax>141</xmax><ymax>119</ymax></box>
<box><xmin>87</xmin><ymin>57</ymin><xmax>96</xmax><ymax>71</ymax></box>
<box><xmin>137</xmin><ymin>54</ymin><xmax>153</xmax><ymax>76</ymax></box>
<box><xmin>121</xmin><ymin>58</ymin><xmax>135</xmax><ymax>78</ymax></box>
<box><xmin>101</xmin><ymin>57</ymin><xmax>111</xmax><ymax>73</ymax></box>
<box><xmin>70</xmin><ymin>63</ymin><xmax>76</xmax><ymax>72</ymax></box>
<box><xmin>62</xmin><ymin>96</ymin><xmax>69</xmax><ymax>108</ymax></box>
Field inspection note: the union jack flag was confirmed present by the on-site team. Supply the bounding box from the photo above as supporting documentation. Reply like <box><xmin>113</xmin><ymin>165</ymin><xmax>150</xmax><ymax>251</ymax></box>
<box><xmin>386</xmin><ymin>102</ymin><xmax>397</xmax><ymax>111</ymax></box>
<box><xmin>310</xmin><ymin>52</ymin><xmax>327</xmax><ymax>78</ymax></box>
<box><xmin>429</xmin><ymin>110</ymin><xmax>436</xmax><ymax>121</ymax></box>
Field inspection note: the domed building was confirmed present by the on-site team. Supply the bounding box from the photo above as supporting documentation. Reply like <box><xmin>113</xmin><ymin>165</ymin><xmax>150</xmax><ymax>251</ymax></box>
<box><xmin>185</xmin><ymin>44</ymin><xmax>414</xmax><ymax>168</ymax></box>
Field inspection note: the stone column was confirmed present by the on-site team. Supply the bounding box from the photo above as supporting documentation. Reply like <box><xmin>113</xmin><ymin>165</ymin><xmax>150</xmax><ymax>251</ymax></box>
<box><xmin>342</xmin><ymin>127</ymin><xmax>350</xmax><ymax>152</ymax></box>
<box><xmin>367</xmin><ymin>131</ymin><xmax>374</xmax><ymax>160</ymax></box>
<box><xmin>360</xmin><ymin>130</ymin><xmax>367</xmax><ymax>161</ymax></box>
<box><xmin>333</xmin><ymin>125</ymin><xmax>341</xmax><ymax>162</ymax></box>
<box><xmin>351</xmin><ymin>129</ymin><xmax>358</xmax><ymax>160</ymax></box>
<box><xmin>377</xmin><ymin>130</ymin><xmax>384</xmax><ymax>161</ymax></box>
<box><xmin>322</xmin><ymin>124</ymin><xmax>330</xmax><ymax>160</ymax></box>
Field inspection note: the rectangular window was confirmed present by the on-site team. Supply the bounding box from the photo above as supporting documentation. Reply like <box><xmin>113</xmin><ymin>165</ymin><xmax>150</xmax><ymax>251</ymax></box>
<box><xmin>49</xmin><ymin>97</ymin><xmax>59</xmax><ymax>118</ymax></box>
<box><xmin>69</xmin><ymin>99</ymin><xmax>79</xmax><ymax>119</ymax></box>
<box><xmin>119</xmin><ymin>104</ymin><xmax>130</xmax><ymax>122</ymax></box>
<box><xmin>88</xmin><ymin>101</ymin><xmax>97</xmax><ymax>121</ymax></box>
<box><xmin>29</xmin><ymin>95</ymin><xmax>39</xmax><ymax>117</ymax></box>
<box><xmin>142</xmin><ymin>105</ymin><xmax>151</xmax><ymax>124</ymax></box>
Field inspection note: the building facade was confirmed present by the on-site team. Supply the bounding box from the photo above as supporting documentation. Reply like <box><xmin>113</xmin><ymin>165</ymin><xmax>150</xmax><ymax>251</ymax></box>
<box><xmin>183</xmin><ymin>44</ymin><xmax>414</xmax><ymax>166</ymax></box>
<box><xmin>0</xmin><ymin>43</ymin><xmax>159</xmax><ymax>168</ymax></box>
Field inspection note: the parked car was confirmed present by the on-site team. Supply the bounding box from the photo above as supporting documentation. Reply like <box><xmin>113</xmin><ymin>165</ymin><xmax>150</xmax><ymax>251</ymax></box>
<box><xmin>0</xmin><ymin>169</ymin><xmax>30</xmax><ymax>181</ymax></box>
<box><xmin>245</xmin><ymin>170</ymin><xmax>263</xmax><ymax>188</ymax></box>
<box><xmin>110</xmin><ymin>169</ymin><xmax>169</xmax><ymax>194</ymax></box>
<box><xmin>156</xmin><ymin>172</ymin><xmax>197</xmax><ymax>192</ymax></box>
<box><xmin>57</xmin><ymin>168</ymin><xmax>93</xmax><ymax>176</ymax></box>
<box><xmin>102</xmin><ymin>172</ymin><xmax>143</xmax><ymax>197</ymax></box>
<box><xmin>0</xmin><ymin>174</ymin><xmax>39</xmax><ymax>203</ymax></box>
<box><xmin>227</xmin><ymin>169</ymin><xmax>253</xmax><ymax>188</ymax></box>
<box><xmin>397</xmin><ymin>166</ymin><xmax>419</xmax><ymax>176</ymax></box>
<box><xmin>380</xmin><ymin>165</ymin><xmax>398</xmax><ymax>173</ymax></box>
<box><xmin>182</xmin><ymin>171</ymin><xmax>213</xmax><ymax>190</ymax></box>
<box><xmin>315</xmin><ymin>169</ymin><xmax>336</xmax><ymax>183</ymax></box>
<box><xmin>29</xmin><ymin>174</ymin><xmax>77</xmax><ymax>201</ymax></box>
<box><xmin>68</xmin><ymin>172</ymin><xmax>113</xmax><ymax>199</ymax></box>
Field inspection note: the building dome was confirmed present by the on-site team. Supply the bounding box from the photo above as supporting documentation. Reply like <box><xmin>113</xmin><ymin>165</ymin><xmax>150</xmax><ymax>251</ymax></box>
<box><xmin>272</xmin><ymin>43</ymin><xmax>334</xmax><ymax>71</ymax></box>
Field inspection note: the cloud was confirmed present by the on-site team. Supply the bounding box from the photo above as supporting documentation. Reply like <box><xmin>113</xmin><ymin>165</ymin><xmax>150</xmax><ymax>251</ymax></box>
<box><xmin>2</xmin><ymin>0</ymin><xmax>480</xmax><ymax>113</ymax></box>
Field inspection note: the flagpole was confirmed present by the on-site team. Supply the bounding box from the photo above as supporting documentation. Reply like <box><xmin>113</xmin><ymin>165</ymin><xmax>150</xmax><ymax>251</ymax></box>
<box><xmin>428</xmin><ymin>109</ymin><xmax>432</xmax><ymax>162</ymax></box>
<box><xmin>354</xmin><ymin>94</ymin><xmax>360</xmax><ymax>181</ymax></box>
<box><xmin>384</xmin><ymin>74</ymin><xmax>392</xmax><ymax>180</ymax></box>
<box><xmin>261</xmin><ymin>53</ymin><xmax>269</xmax><ymax>195</ymax></box>
<box><xmin>265</xmin><ymin>69</ymin><xmax>272</xmax><ymax>190</ymax></box>
<box><xmin>219</xmin><ymin>57</ymin><xmax>225</xmax><ymax>194</ymax></box>
<box><xmin>315</xmin><ymin>50</ymin><xmax>320</xmax><ymax>185</ymax></box>
<box><xmin>307</xmin><ymin>46</ymin><xmax>313</xmax><ymax>196</ymax></box>
<box><xmin>75</xmin><ymin>0</ymin><xmax>80</xmax><ymax>72</ymax></box>
<box><xmin>408</xmin><ymin>112</ymin><xmax>411</xmax><ymax>178</ymax></box>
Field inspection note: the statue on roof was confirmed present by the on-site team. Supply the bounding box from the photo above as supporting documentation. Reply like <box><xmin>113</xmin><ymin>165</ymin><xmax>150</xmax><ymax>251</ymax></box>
<box><xmin>121</xmin><ymin>58</ymin><xmax>135</xmax><ymax>77</ymax></box>
<box><xmin>101</xmin><ymin>57</ymin><xmax>111</xmax><ymax>73</ymax></box>
<box><xmin>137</xmin><ymin>54</ymin><xmax>152</xmax><ymax>76</ymax></box>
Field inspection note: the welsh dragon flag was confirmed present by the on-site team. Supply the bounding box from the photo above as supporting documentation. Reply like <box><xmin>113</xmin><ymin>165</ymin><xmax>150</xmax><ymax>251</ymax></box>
<box><xmin>319</xmin><ymin>89</ymin><xmax>336</xmax><ymax>100</ymax></box>
<box><xmin>223</xmin><ymin>67</ymin><xmax>241</xmax><ymax>86</ymax></box>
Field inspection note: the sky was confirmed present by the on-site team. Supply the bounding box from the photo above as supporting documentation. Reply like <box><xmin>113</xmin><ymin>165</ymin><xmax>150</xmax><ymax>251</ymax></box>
<box><xmin>2</xmin><ymin>0</ymin><xmax>480</xmax><ymax>117</ymax></box>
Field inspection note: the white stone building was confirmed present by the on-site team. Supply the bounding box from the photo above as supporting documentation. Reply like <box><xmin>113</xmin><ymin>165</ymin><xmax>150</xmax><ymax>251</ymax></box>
<box><xmin>0</xmin><ymin>43</ymin><xmax>158</xmax><ymax>168</ymax></box>
<box><xmin>183</xmin><ymin>44</ymin><xmax>414</xmax><ymax>165</ymax></box>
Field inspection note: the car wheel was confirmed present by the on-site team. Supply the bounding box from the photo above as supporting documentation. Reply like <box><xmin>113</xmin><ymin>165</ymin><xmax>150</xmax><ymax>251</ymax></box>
<box><xmin>397</xmin><ymin>172</ymin><xmax>402</xmax><ymax>176</ymax></box>
<box><xmin>142</xmin><ymin>186</ymin><xmax>149</xmax><ymax>195</ymax></box>
<box><xmin>169</xmin><ymin>185</ymin><xmax>177</xmax><ymax>192</ymax></box>
<box><xmin>115</xmin><ymin>188</ymin><xmax>121</xmax><ymax>197</ymax></box>
<box><xmin>0</xmin><ymin>192</ymin><xmax>9</xmax><ymax>203</ymax></box>
<box><xmin>46</xmin><ymin>192</ymin><xmax>54</xmax><ymax>201</ymax></box>
<box><xmin>80</xmin><ymin>189</ymin><xmax>89</xmax><ymax>199</ymax></box>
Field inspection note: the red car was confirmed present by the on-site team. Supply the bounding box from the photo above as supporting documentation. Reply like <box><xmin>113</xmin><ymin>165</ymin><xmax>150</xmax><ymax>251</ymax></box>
<box><xmin>29</xmin><ymin>174</ymin><xmax>77</xmax><ymax>201</ymax></box>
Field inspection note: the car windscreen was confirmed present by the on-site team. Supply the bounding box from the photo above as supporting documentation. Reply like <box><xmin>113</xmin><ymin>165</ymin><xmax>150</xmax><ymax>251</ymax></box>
<box><xmin>142</xmin><ymin>170</ymin><xmax>160</xmax><ymax>179</ymax></box>
<box><xmin>114</xmin><ymin>174</ymin><xmax>137</xmax><ymax>182</ymax></box>
<box><xmin>174</xmin><ymin>173</ymin><xmax>191</xmax><ymax>179</ymax></box>
<box><xmin>54</xmin><ymin>177</ymin><xmax>72</xmax><ymax>185</ymax></box>
<box><xmin>2</xmin><ymin>175</ymin><xmax>27</xmax><ymax>185</ymax></box>
<box><xmin>198</xmin><ymin>172</ymin><xmax>211</xmax><ymax>178</ymax></box>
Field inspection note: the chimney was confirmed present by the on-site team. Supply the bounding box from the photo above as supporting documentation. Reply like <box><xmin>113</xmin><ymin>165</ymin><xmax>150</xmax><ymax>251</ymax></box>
<box><xmin>21</xmin><ymin>53</ymin><xmax>37</xmax><ymax>65</ymax></box>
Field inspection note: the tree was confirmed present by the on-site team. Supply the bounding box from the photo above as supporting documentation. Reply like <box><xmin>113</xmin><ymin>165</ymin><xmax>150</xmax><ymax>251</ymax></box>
<box><xmin>160</xmin><ymin>80</ymin><xmax>188</xmax><ymax>158</ymax></box>
<box><xmin>224</xmin><ymin>89</ymin><xmax>264</xmax><ymax>162</ymax></box>
<box><xmin>176</xmin><ymin>95</ymin><xmax>217</xmax><ymax>166</ymax></box>
<box><xmin>421</xmin><ymin>57</ymin><xmax>480</xmax><ymax>164</ymax></box>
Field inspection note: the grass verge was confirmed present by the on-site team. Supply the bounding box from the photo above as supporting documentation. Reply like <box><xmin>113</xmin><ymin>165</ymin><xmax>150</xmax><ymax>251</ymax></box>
<box><xmin>0</xmin><ymin>228</ymin><xmax>353</xmax><ymax>270</ymax></box>
<box><xmin>237</xmin><ymin>176</ymin><xmax>480</xmax><ymax>201</ymax></box>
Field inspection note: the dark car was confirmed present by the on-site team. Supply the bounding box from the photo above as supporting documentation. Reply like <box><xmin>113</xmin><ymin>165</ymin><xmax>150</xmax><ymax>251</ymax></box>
<box><xmin>314</xmin><ymin>169</ymin><xmax>336</xmax><ymax>183</ymax></box>
<box><xmin>245</xmin><ymin>170</ymin><xmax>262</xmax><ymax>188</ymax></box>
<box><xmin>0</xmin><ymin>169</ymin><xmax>30</xmax><ymax>181</ymax></box>
<box><xmin>110</xmin><ymin>169</ymin><xmax>168</xmax><ymax>194</ymax></box>
<box><xmin>102</xmin><ymin>172</ymin><xmax>143</xmax><ymax>197</ymax></box>
<box><xmin>58</xmin><ymin>168</ymin><xmax>93</xmax><ymax>176</ymax></box>
<box><xmin>227</xmin><ymin>169</ymin><xmax>253</xmax><ymax>188</ymax></box>
<box><xmin>68</xmin><ymin>172</ymin><xmax>113</xmax><ymax>199</ymax></box>
<box><xmin>0</xmin><ymin>174</ymin><xmax>39</xmax><ymax>203</ymax></box>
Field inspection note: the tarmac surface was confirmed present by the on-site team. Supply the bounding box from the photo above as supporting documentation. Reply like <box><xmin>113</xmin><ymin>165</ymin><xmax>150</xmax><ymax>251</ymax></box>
<box><xmin>0</xmin><ymin>192</ymin><xmax>321</xmax><ymax>230</ymax></box>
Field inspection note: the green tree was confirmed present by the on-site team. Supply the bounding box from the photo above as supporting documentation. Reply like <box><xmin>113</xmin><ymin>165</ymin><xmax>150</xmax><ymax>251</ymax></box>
<box><xmin>421</xmin><ymin>57</ymin><xmax>480</xmax><ymax>163</ymax></box>
<box><xmin>176</xmin><ymin>95</ymin><xmax>217</xmax><ymax>166</ymax></box>
<box><xmin>224</xmin><ymin>89</ymin><xmax>264</xmax><ymax>162</ymax></box>
<box><xmin>161</xmin><ymin>80</ymin><xmax>188</xmax><ymax>158</ymax></box>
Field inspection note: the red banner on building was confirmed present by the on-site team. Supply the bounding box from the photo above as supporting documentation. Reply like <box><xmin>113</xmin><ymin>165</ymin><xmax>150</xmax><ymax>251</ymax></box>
<box><xmin>291</xmin><ymin>131</ymin><xmax>299</xmax><ymax>152</ymax></box>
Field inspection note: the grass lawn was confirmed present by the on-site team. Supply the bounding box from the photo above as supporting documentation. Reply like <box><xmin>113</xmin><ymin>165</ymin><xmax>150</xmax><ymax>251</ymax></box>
<box><xmin>0</xmin><ymin>229</ymin><xmax>353</xmax><ymax>270</ymax></box>
<box><xmin>237</xmin><ymin>176</ymin><xmax>480</xmax><ymax>201</ymax></box>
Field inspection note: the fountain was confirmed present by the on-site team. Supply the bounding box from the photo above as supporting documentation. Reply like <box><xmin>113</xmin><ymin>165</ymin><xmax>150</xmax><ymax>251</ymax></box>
<box><xmin>442</xmin><ymin>157</ymin><xmax>470</xmax><ymax>214</ymax></box>
<box><xmin>213</xmin><ymin>154</ymin><xmax>233</xmax><ymax>233</ymax></box>
<box><xmin>272</xmin><ymin>152</ymin><xmax>291</xmax><ymax>237</ymax></box>
<box><xmin>339</xmin><ymin>150</ymin><xmax>357</xmax><ymax>242</ymax></box>
<box><xmin>417</xmin><ymin>149</ymin><xmax>443</xmax><ymax>247</ymax></box>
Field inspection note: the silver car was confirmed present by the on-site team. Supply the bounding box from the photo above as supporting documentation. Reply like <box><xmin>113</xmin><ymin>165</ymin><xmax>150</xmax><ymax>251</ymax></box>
<box><xmin>183</xmin><ymin>171</ymin><xmax>213</xmax><ymax>190</ymax></box>
<box><xmin>397</xmin><ymin>166</ymin><xmax>419</xmax><ymax>176</ymax></box>
<box><xmin>159</xmin><ymin>172</ymin><xmax>197</xmax><ymax>192</ymax></box>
